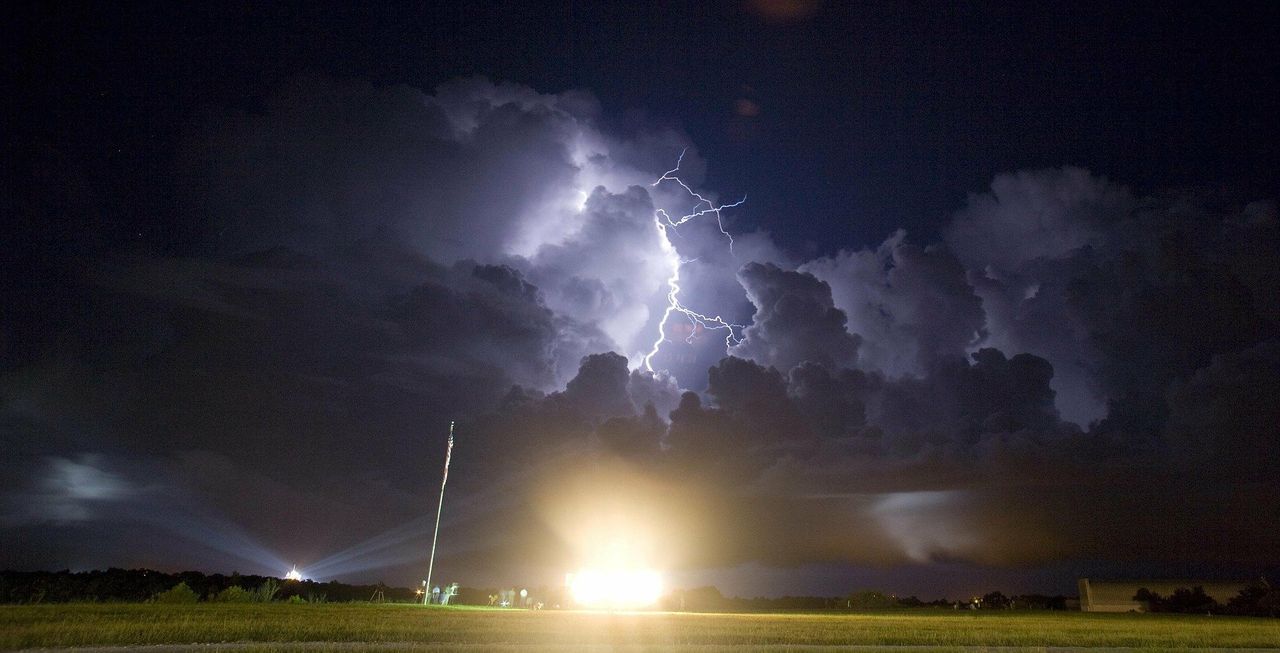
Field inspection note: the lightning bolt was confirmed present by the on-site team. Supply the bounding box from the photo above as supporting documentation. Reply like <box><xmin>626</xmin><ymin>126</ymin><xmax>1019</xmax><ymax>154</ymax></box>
<box><xmin>653</xmin><ymin>150</ymin><xmax>747</xmax><ymax>252</ymax></box>
<box><xmin>643</xmin><ymin>149</ymin><xmax>747</xmax><ymax>373</ymax></box>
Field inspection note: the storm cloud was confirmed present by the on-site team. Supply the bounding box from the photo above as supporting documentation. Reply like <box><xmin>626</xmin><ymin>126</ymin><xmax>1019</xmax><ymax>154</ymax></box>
<box><xmin>4</xmin><ymin>74</ymin><xmax>1277</xmax><ymax>594</ymax></box>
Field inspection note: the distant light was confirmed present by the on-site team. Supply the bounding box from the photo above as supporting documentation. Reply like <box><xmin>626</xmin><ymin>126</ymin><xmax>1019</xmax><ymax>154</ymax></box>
<box><xmin>285</xmin><ymin>566</ymin><xmax>303</xmax><ymax>581</ymax></box>
<box><xmin>566</xmin><ymin>568</ymin><xmax>663</xmax><ymax>609</ymax></box>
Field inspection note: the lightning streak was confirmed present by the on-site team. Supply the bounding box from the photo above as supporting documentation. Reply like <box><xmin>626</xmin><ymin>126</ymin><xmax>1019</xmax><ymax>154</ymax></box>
<box><xmin>653</xmin><ymin>150</ymin><xmax>747</xmax><ymax>251</ymax></box>
<box><xmin>643</xmin><ymin>149</ymin><xmax>747</xmax><ymax>372</ymax></box>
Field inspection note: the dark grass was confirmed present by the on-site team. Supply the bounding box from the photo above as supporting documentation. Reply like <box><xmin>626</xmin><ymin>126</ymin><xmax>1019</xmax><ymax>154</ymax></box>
<box><xmin>3</xmin><ymin>604</ymin><xmax>1278</xmax><ymax>651</ymax></box>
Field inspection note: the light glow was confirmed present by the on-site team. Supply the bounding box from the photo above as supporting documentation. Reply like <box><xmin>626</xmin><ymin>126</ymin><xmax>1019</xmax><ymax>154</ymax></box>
<box><xmin>284</xmin><ymin>566</ymin><xmax>303</xmax><ymax>581</ymax></box>
<box><xmin>566</xmin><ymin>567</ymin><xmax>664</xmax><ymax>609</ymax></box>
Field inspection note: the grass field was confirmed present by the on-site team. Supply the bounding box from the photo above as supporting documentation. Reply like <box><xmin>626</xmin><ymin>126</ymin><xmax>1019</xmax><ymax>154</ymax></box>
<box><xmin>3</xmin><ymin>604</ymin><xmax>1278</xmax><ymax>652</ymax></box>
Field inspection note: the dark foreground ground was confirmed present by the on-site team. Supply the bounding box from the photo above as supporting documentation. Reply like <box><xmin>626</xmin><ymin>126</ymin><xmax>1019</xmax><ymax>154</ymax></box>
<box><xmin>3</xmin><ymin>604</ymin><xmax>1278</xmax><ymax>652</ymax></box>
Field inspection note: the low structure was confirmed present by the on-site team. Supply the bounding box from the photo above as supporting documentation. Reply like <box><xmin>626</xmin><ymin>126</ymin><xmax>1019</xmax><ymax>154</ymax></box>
<box><xmin>1078</xmin><ymin>578</ymin><xmax>1248</xmax><ymax>612</ymax></box>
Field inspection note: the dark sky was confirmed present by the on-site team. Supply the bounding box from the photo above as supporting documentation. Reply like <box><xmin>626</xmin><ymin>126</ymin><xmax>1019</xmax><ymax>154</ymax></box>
<box><xmin>3</xmin><ymin>1</ymin><xmax>1278</xmax><ymax>598</ymax></box>
<box><xmin>15</xmin><ymin>1</ymin><xmax>1277</xmax><ymax>253</ymax></box>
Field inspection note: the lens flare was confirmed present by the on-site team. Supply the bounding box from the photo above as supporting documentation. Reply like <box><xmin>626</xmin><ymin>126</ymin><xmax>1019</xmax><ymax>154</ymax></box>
<box><xmin>566</xmin><ymin>567</ymin><xmax>663</xmax><ymax>609</ymax></box>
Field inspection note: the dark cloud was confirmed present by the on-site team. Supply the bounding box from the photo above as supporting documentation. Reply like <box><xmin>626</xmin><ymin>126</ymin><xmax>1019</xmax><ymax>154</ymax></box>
<box><xmin>561</xmin><ymin>352</ymin><xmax>635</xmax><ymax>420</ymax></box>
<box><xmin>945</xmin><ymin>167</ymin><xmax>1135</xmax><ymax>274</ymax></box>
<box><xmin>706</xmin><ymin>356</ymin><xmax>807</xmax><ymax>448</ymax></box>
<box><xmin>179</xmin><ymin>75</ymin><xmax>584</xmax><ymax>262</ymax></box>
<box><xmin>730</xmin><ymin>263</ymin><xmax>861</xmax><ymax>372</ymax></box>
<box><xmin>626</xmin><ymin>369</ymin><xmax>682</xmax><ymax>420</ymax></box>
<box><xmin>1163</xmin><ymin>340</ymin><xmax>1280</xmax><ymax>478</ymax></box>
<box><xmin>786</xmin><ymin>362</ymin><xmax>869</xmax><ymax>439</ymax></box>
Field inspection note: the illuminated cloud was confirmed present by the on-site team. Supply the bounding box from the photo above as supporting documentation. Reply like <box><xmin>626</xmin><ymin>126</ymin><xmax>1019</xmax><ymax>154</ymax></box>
<box><xmin>802</xmin><ymin>231</ymin><xmax>984</xmax><ymax>378</ymax></box>
<box><xmin>872</xmin><ymin>492</ymin><xmax>977</xmax><ymax>563</ymax></box>
<box><xmin>18</xmin><ymin>456</ymin><xmax>133</xmax><ymax>523</ymax></box>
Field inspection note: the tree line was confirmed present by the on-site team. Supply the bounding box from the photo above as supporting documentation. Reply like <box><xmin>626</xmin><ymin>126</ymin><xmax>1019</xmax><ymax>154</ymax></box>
<box><xmin>0</xmin><ymin>569</ymin><xmax>416</xmax><ymax>604</ymax></box>
<box><xmin>5</xmin><ymin>568</ymin><xmax>1275</xmax><ymax>616</ymax></box>
<box><xmin>664</xmin><ymin>587</ymin><xmax>1074</xmax><ymax>612</ymax></box>
<box><xmin>1134</xmin><ymin>583</ymin><xmax>1279</xmax><ymax>617</ymax></box>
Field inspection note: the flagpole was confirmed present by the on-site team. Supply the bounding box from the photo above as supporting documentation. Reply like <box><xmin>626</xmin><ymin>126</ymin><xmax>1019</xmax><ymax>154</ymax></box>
<box><xmin>424</xmin><ymin>421</ymin><xmax>454</xmax><ymax>605</ymax></box>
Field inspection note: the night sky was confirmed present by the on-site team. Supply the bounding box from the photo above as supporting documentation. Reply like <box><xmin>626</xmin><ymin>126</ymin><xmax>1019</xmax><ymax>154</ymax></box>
<box><xmin>4</xmin><ymin>1</ymin><xmax>1278</xmax><ymax>598</ymax></box>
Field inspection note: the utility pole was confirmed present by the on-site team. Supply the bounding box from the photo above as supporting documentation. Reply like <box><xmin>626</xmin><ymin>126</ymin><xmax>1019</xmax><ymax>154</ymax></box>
<box><xmin>424</xmin><ymin>421</ymin><xmax>454</xmax><ymax>605</ymax></box>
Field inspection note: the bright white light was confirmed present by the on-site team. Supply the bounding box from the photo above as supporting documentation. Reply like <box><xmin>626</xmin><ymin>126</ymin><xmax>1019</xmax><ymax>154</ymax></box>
<box><xmin>284</xmin><ymin>566</ymin><xmax>303</xmax><ymax>581</ymax></box>
<box><xmin>566</xmin><ymin>567</ymin><xmax>663</xmax><ymax>609</ymax></box>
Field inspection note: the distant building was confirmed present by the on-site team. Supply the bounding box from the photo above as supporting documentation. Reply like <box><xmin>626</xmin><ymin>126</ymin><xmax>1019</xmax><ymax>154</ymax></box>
<box><xmin>1078</xmin><ymin>578</ymin><xmax>1248</xmax><ymax>612</ymax></box>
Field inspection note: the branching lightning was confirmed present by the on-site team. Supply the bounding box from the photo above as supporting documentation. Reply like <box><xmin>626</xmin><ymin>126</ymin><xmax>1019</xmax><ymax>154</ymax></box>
<box><xmin>653</xmin><ymin>150</ymin><xmax>746</xmax><ymax>252</ymax></box>
<box><xmin>643</xmin><ymin>149</ymin><xmax>748</xmax><ymax>372</ymax></box>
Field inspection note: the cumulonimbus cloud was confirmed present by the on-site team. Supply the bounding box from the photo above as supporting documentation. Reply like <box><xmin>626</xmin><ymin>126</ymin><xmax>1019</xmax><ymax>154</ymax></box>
<box><xmin>3</xmin><ymin>75</ymin><xmax>1276</xmax><ymax>588</ymax></box>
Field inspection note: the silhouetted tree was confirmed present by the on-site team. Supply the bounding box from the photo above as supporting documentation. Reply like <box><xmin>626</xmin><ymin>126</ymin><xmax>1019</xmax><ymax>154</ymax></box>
<box><xmin>1227</xmin><ymin>581</ymin><xmax>1280</xmax><ymax>617</ymax></box>
<box><xmin>981</xmin><ymin>591</ymin><xmax>1011</xmax><ymax>609</ymax></box>
<box><xmin>153</xmin><ymin>582</ymin><xmax>198</xmax><ymax>604</ymax></box>
<box><xmin>680</xmin><ymin>586</ymin><xmax>725</xmax><ymax>611</ymax></box>
<box><xmin>1134</xmin><ymin>587</ymin><xmax>1165</xmax><ymax>611</ymax></box>
<box><xmin>1166</xmin><ymin>586</ymin><xmax>1219</xmax><ymax>614</ymax></box>
<box><xmin>1135</xmin><ymin>586</ymin><xmax>1220</xmax><ymax>614</ymax></box>
<box><xmin>846</xmin><ymin>590</ymin><xmax>895</xmax><ymax>609</ymax></box>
